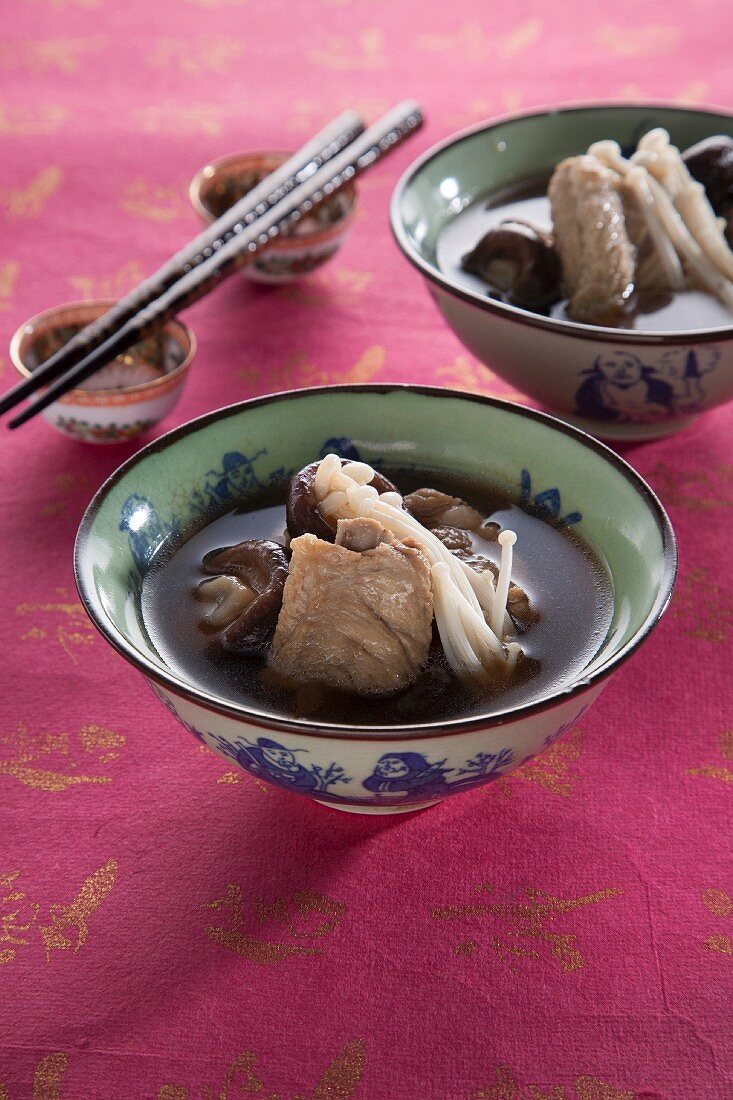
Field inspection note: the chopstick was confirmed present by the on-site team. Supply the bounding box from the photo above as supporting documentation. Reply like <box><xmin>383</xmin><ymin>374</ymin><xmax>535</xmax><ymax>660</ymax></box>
<box><xmin>8</xmin><ymin>100</ymin><xmax>423</xmax><ymax>430</ymax></box>
<box><xmin>0</xmin><ymin>109</ymin><xmax>365</xmax><ymax>419</ymax></box>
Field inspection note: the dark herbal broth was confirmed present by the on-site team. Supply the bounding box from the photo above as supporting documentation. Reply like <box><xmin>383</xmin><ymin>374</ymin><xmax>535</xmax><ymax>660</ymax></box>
<box><xmin>436</xmin><ymin>178</ymin><xmax>733</xmax><ymax>331</ymax></box>
<box><xmin>141</xmin><ymin>470</ymin><xmax>614</xmax><ymax>726</ymax></box>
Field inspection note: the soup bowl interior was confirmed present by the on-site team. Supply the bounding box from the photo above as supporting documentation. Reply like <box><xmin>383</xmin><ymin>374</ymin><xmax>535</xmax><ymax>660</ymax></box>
<box><xmin>391</xmin><ymin>104</ymin><xmax>733</xmax><ymax>441</ymax></box>
<box><xmin>75</xmin><ymin>387</ymin><xmax>676</xmax><ymax>812</ymax></box>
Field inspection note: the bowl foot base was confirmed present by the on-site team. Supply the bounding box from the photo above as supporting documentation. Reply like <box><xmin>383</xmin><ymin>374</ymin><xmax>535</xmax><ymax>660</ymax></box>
<box><xmin>315</xmin><ymin>798</ymin><xmax>441</xmax><ymax>815</ymax></box>
<box><xmin>558</xmin><ymin>411</ymin><xmax>700</xmax><ymax>442</ymax></box>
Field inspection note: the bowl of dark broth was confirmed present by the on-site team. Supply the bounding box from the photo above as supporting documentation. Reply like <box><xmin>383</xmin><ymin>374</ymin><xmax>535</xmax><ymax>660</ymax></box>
<box><xmin>74</xmin><ymin>386</ymin><xmax>676</xmax><ymax>814</ymax></box>
<box><xmin>391</xmin><ymin>104</ymin><xmax>733</xmax><ymax>441</ymax></box>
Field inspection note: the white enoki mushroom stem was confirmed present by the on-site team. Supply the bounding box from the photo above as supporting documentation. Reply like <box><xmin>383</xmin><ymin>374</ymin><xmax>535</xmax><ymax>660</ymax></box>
<box><xmin>312</xmin><ymin>455</ymin><xmax>521</xmax><ymax>677</ymax></box>
<box><xmin>589</xmin><ymin>137</ymin><xmax>733</xmax><ymax>309</ymax></box>
<box><xmin>491</xmin><ymin>530</ymin><xmax>516</xmax><ymax>639</ymax></box>
<box><xmin>588</xmin><ymin>140</ymin><xmax>685</xmax><ymax>291</ymax></box>
<box><xmin>632</xmin><ymin>129</ymin><xmax>733</xmax><ymax>283</ymax></box>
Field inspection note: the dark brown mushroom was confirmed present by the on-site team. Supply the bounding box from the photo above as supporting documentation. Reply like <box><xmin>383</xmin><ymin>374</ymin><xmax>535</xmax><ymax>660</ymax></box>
<box><xmin>286</xmin><ymin>459</ymin><xmax>398</xmax><ymax>541</ymax></box>
<box><xmin>403</xmin><ymin>487</ymin><xmax>483</xmax><ymax>530</ymax></box>
<box><xmin>196</xmin><ymin>539</ymin><xmax>289</xmax><ymax>654</ymax></box>
<box><xmin>682</xmin><ymin>136</ymin><xmax>733</xmax><ymax>215</ymax></box>
<box><xmin>461</xmin><ymin>219</ymin><xmax>563</xmax><ymax>310</ymax></box>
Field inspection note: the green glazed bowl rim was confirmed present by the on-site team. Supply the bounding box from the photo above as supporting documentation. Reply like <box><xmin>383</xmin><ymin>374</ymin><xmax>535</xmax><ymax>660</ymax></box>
<box><xmin>74</xmin><ymin>384</ymin><xmax>678</xmax><ymax>740</ymax></box>
<box><xmin>390</xmin><ymin>100</ymin><xmax>733</xmax><ymax>345</ymax></box>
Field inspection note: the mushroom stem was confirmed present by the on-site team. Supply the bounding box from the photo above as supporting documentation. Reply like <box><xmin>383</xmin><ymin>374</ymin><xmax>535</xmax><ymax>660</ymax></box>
<box><xmin>589</xmin><ymin>136</ymin><xmax>733</xmax><ymax>308</ymax></box>
<box><xmin>491</xmin><ymin>530</ymin><xmax>517</xmax><ymax>639</ymax></box>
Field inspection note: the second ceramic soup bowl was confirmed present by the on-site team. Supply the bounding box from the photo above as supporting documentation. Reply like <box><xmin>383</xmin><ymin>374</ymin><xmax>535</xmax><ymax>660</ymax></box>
<box><xmin>391</xmin><ymin>104</ymin><xmax>733</xmax><ymax>441</ymax></box>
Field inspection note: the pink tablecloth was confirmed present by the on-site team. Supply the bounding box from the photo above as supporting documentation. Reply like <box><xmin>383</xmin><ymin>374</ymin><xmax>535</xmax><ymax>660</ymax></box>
<box><xmin>1</xmin><ymin>2</ymin><xmax>732</xmax><ymax>1097</ymax></box>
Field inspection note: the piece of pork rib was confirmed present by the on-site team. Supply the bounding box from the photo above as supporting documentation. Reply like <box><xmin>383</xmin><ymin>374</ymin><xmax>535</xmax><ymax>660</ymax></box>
<box><xmin>270</xmin><ymin>524</ymin><xmax>434</xmax><ymax>696</ymax></box>
<box><xmin>548</xmin><ymin>155</ymin><xmax>635</xmax><ymax>325</ymax></box>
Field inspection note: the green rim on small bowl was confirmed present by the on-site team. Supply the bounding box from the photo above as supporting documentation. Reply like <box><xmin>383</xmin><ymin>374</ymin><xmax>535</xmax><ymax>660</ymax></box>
<box><xmin>74</xmin><ymin>385</ymin><xmax>677</xmax><ymax>739</ymax></box>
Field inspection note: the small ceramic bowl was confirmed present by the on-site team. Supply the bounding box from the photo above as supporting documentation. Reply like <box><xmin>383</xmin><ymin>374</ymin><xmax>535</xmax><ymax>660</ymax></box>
<box><xmin>10</xmin><ymin>300</ymin><xmax>196</xmax><ymax>443</ymax></box>
<box><xmin>189</xmin><ymin>150</ymin><xmax>357</xmax><ymax>284</ymax></box>
<box><xmin>391</xmin><ymin>104</ymin><xmax>733</xmax><ymax>442</ymax></box>
<box><xmin>75</xmin><ymin>386</ymin><xmax>676</xmax><ymax>815</ymax></box>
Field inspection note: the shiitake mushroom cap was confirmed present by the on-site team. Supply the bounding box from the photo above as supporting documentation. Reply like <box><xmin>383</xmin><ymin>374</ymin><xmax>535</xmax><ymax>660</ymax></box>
<box><xmin>286</xmin><ymin>459</ymin><xmax>398</xmax><ymax>541</ymax></box>
<box><xmin>461</xmin><ymin>218</ymin><xmax>563</xmax><ymax>310</ymax></box>
<box><xmin>199</xmin><ymin>539</ymin><xmax>289</xmax><ymax>654</ymax></box>
<box><xmin>682</xmin><ymin>135</ymin><xmax>733</xmax><ymax>215</ymax></box>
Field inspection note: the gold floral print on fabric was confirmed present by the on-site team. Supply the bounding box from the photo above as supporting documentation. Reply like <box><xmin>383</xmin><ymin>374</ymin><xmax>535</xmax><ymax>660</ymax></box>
<box><xmin>195</xmin><ymin>744</ymin><xmax>258</xmax><ymax>789</ymax></box>
<box><xmin>145</xmin><ymin>37</ymin><xmax>243</xmax><ymax>76</ymax></box>
<box><xmin>594</xmin><ymin>25</ymin><xmax>680</xmax><ymax>57</ymax></box>
<box><xmin>287</xmin><ymin>98</ymin><xmax>390</xmax><ymax>134</ymax></box>
<box><xmin>433</xmin><ymin>884</ymin><xmax>622</xmax><ymax>972</ymax></box>
<box><xmin>133</xmin><ymin>104</ymin><xmax>231</xmax><ymax>137</ymax></box>
<box><xmin>120</xmin><ymin>181</ymin><xmax>188</xmax><ymax>223</ymax></box>
<box><xmin>22</xmin><ymin>0</ymin><xmax>101</xmax><ymax>8</ymax></box>
<box><xmin>68</xmin><ymin>260</ymin><xmax>145</xmax><ymax>300</ymax></box>
<box><xmin>472</xmin><ymin>1066</ymin><xmax>636</xmax><ymax>1099</ymax></box>
<box><xmin>30</xmin><ymin>1054</ymin><xmax>68</xmax><ymax>1100</ymax></box>
<box><xmin>495</xmin><ymin>729</ymin><xmax>585</xmax><ymax>799</ymax></box>
<box><xmin>0</xmin><ymin>103</ymin><xmax>68</xmax><ymax>135</ymax></box>
<box><xmin>276</xmin><ymin>267</ymin><xmax>373</xmax><ymax>307</ymax></box>
<box><xmin>179</xmin><ymin>0</ymin><xmax>246</xmax><ymax>7</ymax></box>
<box><xmin>0</xmin><ymin>1053</ymin><xmax>69</xmax><ymax>1100</ymax></box>
<box><xmin>157</xmin><ymin>1040</ymin><xmax>365</xmax><ymax>1099</ymax></box>
<box><xmin>0</xmin><ymin>39</ymin><xmax>102</xmax><ymax>74</ymax></box>
<box><xmin>444</xmin><ymin>91</ymin><xmax>524</xmax><ymax>129</ymax></box>
<box><xmin>1</xmin><ymin>861</ymin><xmax>117</xmax><ymax>966</ymax></box>
<box><xmin>673</xmin><ymin>81</ymin><xmax>710</xmax><ymax>105</ymax></box>
<box><xmin>688</xmin><ymin>729</ymin><xmax>733</xmax><ymax>786</ymax></box>
<box><xmin>0</xmin><ymin>261</ymin><xmax>20</xmax><ymax>311</ymax></box>
<box><xmin>308</xmin><ymin>29</ymin><xmax>385</xmax><ymax>70</ymax></box>
<box><xmin>201</xmin><ymin>882</ymin><xmax>345</xmax><ymax>964</ymax></box>
<box><xmin>418</xmin><ymin>20</ymin><xmax>542</xmax><ymax>61</ymax></box>
<box><xmin>0</xmin><ymin>722</ymin><xmax>125</xmax><ymax>791</ymax></box>
<box><xmin>16</xmin><ymin>596</ymin><xmax>96</xmax><ymax>664</ymax></box>
<box><xmin>0</xmin><ymin>167</ymin><xmax>62</xmax><ymax>218</ymax></box>
<box><xmin>237</xmin><ymin>345</ymin><xmax>385</xmax><ymax>392</ymax></box>
<box><xmin>434</xmin><ymin>356</ymin><xmax>526</xmax><ymax>402</ymax></box>
<box><xmin>669</xmin><ymin>568</ymin><xmax>733</xmax><ymax>643</ymax></box>
<box><xmin>40</xmin><ymin>475</ymin><xmax>97</xmax><ymax>519</ymax></box>
<box><xmin>648</xmin><ymin>462</ymin><xmax>733</xmax><ymax>510</ymax></box>
<box><xmin>702</xmin><ymin>888</ymin><xmax>732</xmax><ymax>956</ymax></box>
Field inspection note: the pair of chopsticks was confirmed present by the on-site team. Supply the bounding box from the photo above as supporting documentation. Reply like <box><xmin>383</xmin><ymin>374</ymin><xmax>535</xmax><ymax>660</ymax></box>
<box><xmin>2</xmin><ymin>100</ymin><xmax>423</xmax><ymax>429</ymax></box>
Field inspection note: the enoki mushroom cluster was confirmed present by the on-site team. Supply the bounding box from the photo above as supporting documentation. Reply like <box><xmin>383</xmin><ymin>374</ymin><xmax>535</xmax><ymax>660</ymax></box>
<box><xmin>313</xmin><ymin>453</ymin><xmax>522</xmax><ymax>678</ymax></box>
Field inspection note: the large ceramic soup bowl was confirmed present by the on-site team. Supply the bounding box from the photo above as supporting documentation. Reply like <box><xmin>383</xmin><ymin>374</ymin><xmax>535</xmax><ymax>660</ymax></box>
<box><xmin>391</xmin><ymin>104</ymin><xmax>733</xmax><ymax>442</ymax></box>
<box><xmin>74</xmin><ymin>386</ymin><xmax>676</xmax><ymax>815</ymax></box>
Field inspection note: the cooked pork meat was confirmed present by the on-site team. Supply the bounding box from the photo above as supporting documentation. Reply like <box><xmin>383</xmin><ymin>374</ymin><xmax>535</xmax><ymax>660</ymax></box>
<box><xmin>548</xmin><ymin>155</ymin><xmax>635</xmax><ymax>325</ymax></box>
<box><xmin>334</xmin><ymin>516</ymin><xmax>394</xmax><ymax>552</ymax></box>
<box><xmin>270</xmin><ymin>531</ymin><xmax>434</xmax><ymax>695</ymax></box>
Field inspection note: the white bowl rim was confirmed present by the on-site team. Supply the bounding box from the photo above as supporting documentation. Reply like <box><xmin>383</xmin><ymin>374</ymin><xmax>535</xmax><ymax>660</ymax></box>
<box><xmin>74</xmin><ymin>383</ymin><xmax>677</xmax><ymax>741</ymax></box>
<box><xmin>390</xmin><ymin>100</ymin><xmax>733</xmax><ymax>345</ymax></box>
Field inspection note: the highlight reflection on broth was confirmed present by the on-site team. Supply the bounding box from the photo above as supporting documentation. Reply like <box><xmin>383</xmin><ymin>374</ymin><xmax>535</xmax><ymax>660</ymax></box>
<box><xmin>438</xmin><ymin>130</ymin><xmax>733</xmax><ymax>331</ymax></box>
<box><xmin>141</xmin><ymin>460</ymin><xmax>614</xmax><ymax>726</ymax></box>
